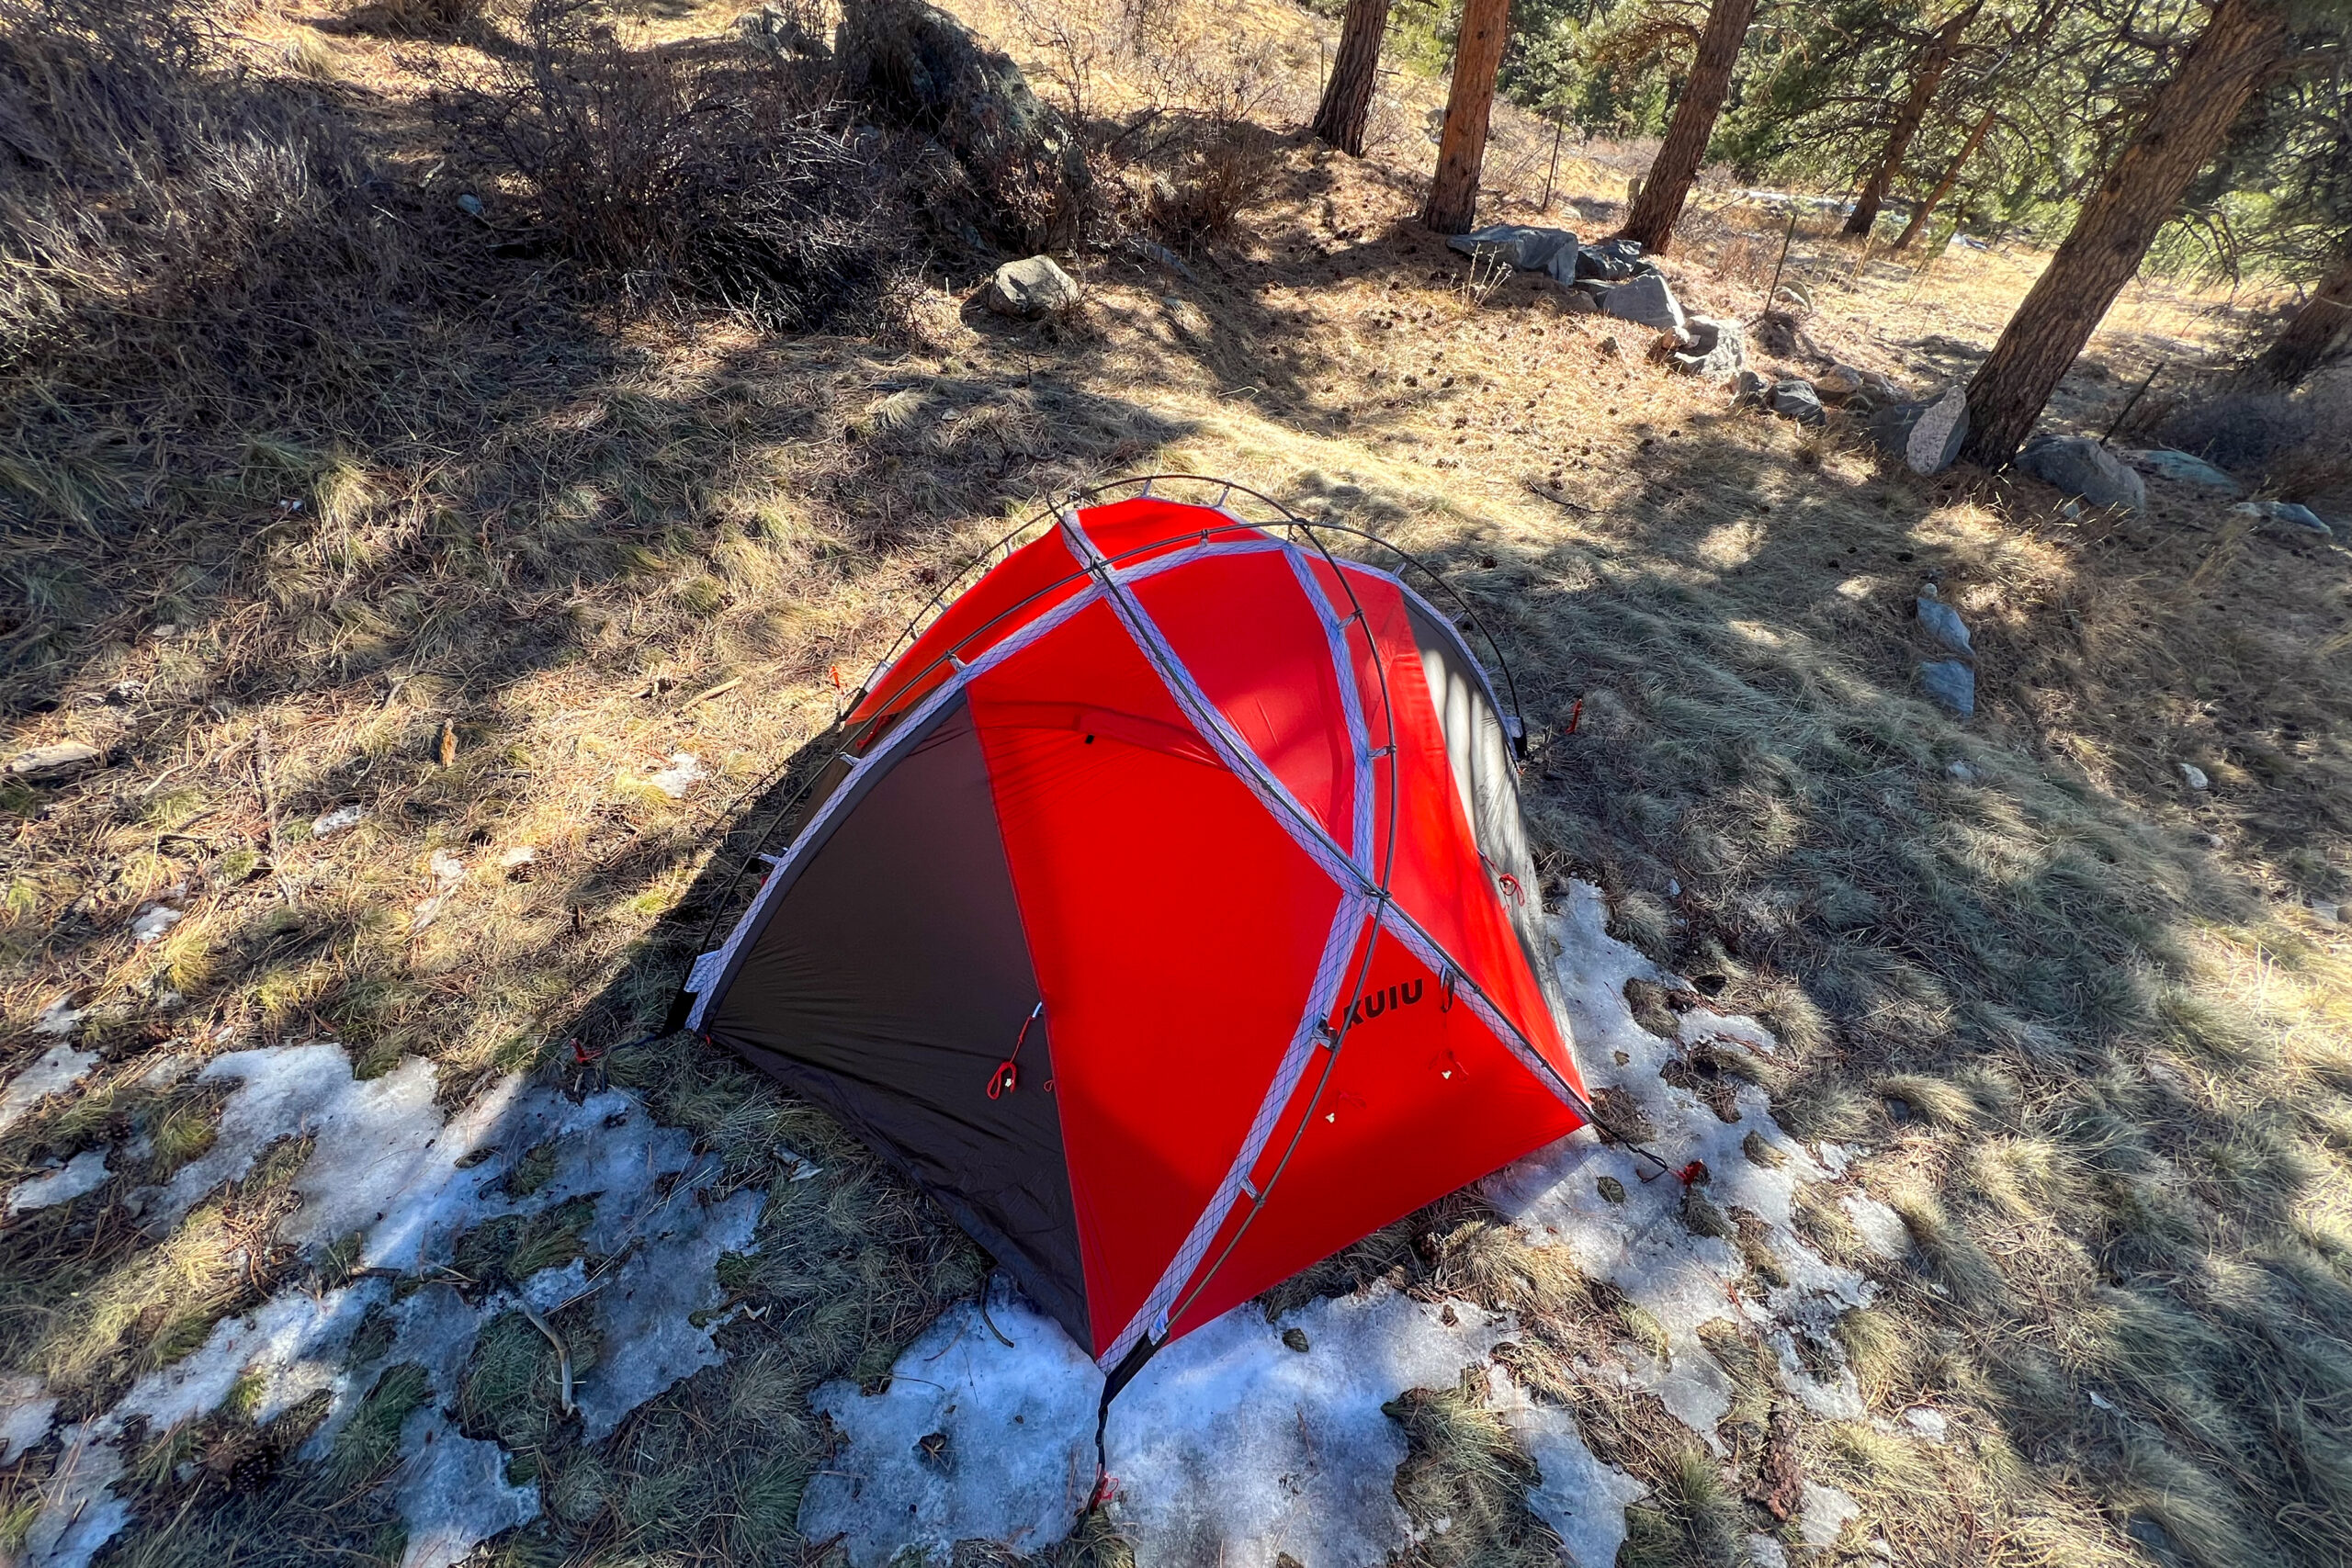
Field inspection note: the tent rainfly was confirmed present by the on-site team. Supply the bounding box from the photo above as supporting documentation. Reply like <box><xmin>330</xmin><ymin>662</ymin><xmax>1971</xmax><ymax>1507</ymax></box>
<box><xmin>672</xmin><ymin>485</ymin><xmax>1592</xmax><ymax>1391</ymax></box>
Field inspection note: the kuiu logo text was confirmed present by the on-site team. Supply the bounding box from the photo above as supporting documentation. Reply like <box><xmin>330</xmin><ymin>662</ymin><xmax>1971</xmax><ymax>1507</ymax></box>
<box><xmin>1342</xmin><ymin>979</ymin><xmax>1423</xmax><ymax>1028</ymax></box>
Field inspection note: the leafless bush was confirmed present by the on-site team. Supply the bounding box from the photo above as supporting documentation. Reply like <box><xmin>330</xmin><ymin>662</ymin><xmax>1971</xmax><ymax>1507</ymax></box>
<box><xmin>1131</xmin><ymin>123</ymin><xmax>1282</xmax><ymax>244</ymax></box>
<box><xmin>341</xmin><ymin>0</ymin><xmax>485</xmax><ymax>39</ymax></box>
<box><xmin>2144</xmin><ymin>367</ymin><xmax>2352</xmax><ymax>504</ymax></box>
<box><xmin>0</xmin><ymin>0</ymin><xmax>435</xmax><ymax>421</ymax></box>
<box><xmin>443</xmin><ymin>0</ymin><xmax>934</xmax><ymax>328</ymax></box>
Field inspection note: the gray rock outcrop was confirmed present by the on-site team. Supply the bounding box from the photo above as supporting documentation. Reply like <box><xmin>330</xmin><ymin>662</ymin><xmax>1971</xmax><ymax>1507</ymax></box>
<box><xmin>1918</xmin><ymin>660</ymin><xmax>1974</xmax><ymax>717</ymax></box>
<box><xmin>2125</xmin><ymin>447</ymin><xmax>2240</xmax><ymax>496</ymax></box>
<box><xmin>2230</xmin><ymin>499</ymin><xmax>2335</xmax><ymax>539</ymax></box>
<box><xmin>1600</xmin><ymin>272</ymin><xmax>1689</xmax><ymax>344</ymax></box>
<box><xmin>2015</xmin><ymin>434</ymin><xmax>2145</xmax><ymax>513</ymax></box>
<box><xmin>985</xmin><ymin>255</ymin><xmax>1080</xmax><ymax>317</ymax></box>
<box><xmin>1672</xmin><ymin>316</ymin><xmax>1747</xmax><ymax>381</ymax></box>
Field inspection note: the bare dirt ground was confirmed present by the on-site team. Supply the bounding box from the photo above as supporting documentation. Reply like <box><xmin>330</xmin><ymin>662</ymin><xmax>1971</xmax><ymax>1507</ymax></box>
<box><xmin>2</xmin><ymin>1</ymin><xmax>2348</xmax><ymax>1565</ymax></box>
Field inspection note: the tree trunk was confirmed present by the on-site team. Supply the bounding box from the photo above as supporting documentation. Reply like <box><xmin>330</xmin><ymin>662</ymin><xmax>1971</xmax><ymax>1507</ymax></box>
<box><xmin>2246</xmin><ymin>251</ymin><xmax>2352</xmax><ymax>388</ymax></box>
<box><xmin>1846</xmin><ymin>2</ymin><xmax>1979</xmax><ymax>237</ymax></box>
<box><xmin>1960</xmin><ymin>0</ymin><xmax>2289</xmax><ymax>466</ymax></box>
<box><xmin>1890</xmin><ymin>102</ymin><xmax>1996</xmax><ymax>253</ymax></box>
<box><xmin>1616</xmin><ymin>0</ymin><xmax>1759</xmax><ymax>254</ymax></box>
<box><xmin>1312</xmin><ymin>0</ymin><xmax>1392</xmax><ymax>157</ymax></box>
<box><xmin>1421</xmin><ymin>0</ymin><xmax>1511</xmax><ymax>232</ymax></box>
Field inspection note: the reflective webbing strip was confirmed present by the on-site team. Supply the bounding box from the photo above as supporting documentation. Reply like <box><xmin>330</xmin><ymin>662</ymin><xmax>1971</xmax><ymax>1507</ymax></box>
<box><xmin>1284</xmin><ymin>549</ymin><xmax>1376</xmax><ymax>874</ymax></box>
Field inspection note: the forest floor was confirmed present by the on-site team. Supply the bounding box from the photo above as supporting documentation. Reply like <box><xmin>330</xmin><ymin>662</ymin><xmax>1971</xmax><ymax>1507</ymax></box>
<box><xmin>2</xmin><ymin>1</ymin><xmax>2349</xmax><ymax>1566</ymax></box>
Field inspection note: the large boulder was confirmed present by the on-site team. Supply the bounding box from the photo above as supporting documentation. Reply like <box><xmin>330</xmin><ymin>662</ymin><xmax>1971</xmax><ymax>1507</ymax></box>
<box><xmin>984</xmin><ymin>254</ymin><xmax>1080</xmax><ymax>317</ymax></box>
<box><xmin>2015</xmin><ymin>434</ymin><xmax>2145</xmax><ymax>513</ymax></box>
<box><xmin>2125</xmin><ymin>447</ymin><xmax>2242</xmax><ymax>496</ymax></box>
<box><xmin>1449</xmin><ymin>225</ymin><xmax>1579</xmax><ymax>280</ymax></box>
<box><xmin>1672</xmin><ymin>315</ymin><xmax>1747</xmax><ymax>382</ymax></box>
<box><xmin>1600</xmin><ymin>271</ymin><xmax>1689</xmax><ymax>344</ymax></box>
<box><xmin>837</xmin><ymin>0</ymin><xmax>1089</xmax><ymax>248</ymax></box>
<box><xmin>2230</xmin><ymin>499</ymin><xmax>2335</xmax><ymax>539</ymax></box>
<box><xmin>1868</xmin><ymin>385</ymin><xmax>1970</xmax><ymax>475</ymax></box>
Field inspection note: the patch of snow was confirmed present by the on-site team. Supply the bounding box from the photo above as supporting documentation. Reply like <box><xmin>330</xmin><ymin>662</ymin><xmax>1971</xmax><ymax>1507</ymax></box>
<box><xmin>646</xmin><ymin>752</ymin><xmax>706</xmax><ymax>799</ymax></box>
<box><xmin>28</xmin><ymin>1049</ymin><xmax>767</xmax><ymax>1568</ymax></box>
<box><xmin>130</xmin><ymin>901</ymin><xmax>183</xmax><ymax>944</ymax></box>
<box><xmin>1487</xmin><ymin>881</ymin><xmax>1879</xmax><ymax>1446</ymax></box>
<box><xmin>496</xmin><ymin>845</ymin><xmax>536</xmax><ymax>869</ymax></box>
<box><xmin>1747</xmin><ymin>1533</ymin><xmax>1792</xmax><ymax>1568</ymax></box>
<box><xmin>1843</xmin><ymin>1194</ymin><xmax>1910</xmax><ymax>1260</ymax></box>
<box><xmin>0</xmin><ymin>1373</ymin><xmax>55</xmax><ymax>1464</ymax></box>
<box><xmin>0</xmin><ymin>1044</ymin><xmax>99</xmax><ymax>1132</ymax></box>
<box><xmin>1902</xmin><ymin>1405</ymin><xmax>1949</xmax><ymax>1442</ymax></box>
<box><xmin>1488</xmin><ymin>1371</ymin><xmax>1648</xmax><ymax>1568</ymax></box>
<box><xmin>31</xmin><ymin>998</ymin><xmax>85</xmax><ymax>1037</ymax></box>
<box><xmin>1109</xmin><ymin>1285</ymin><xmax>1516</xmax><ymax>1568</ymax></box>
<box><xmin>6</xmin><ymin>1148</ymin><xmax>109</xmax><ymax>1214</ymax></box>
<box><xmin>311</xmin><ymin>805</ymin><xmax>365</xmax><ymax>838</ymax></box>
<box><xmin>413</xmin><ymin>850</ymin><xmax>467</xmax><ymax>927</ymax></box>
<box><xmin>1798</xmin><ymin>1480</ymin><xmax>1861</xmax><ymax>1549</ymax></box>
<box><xmin>798</xmin><ymin>1282</ymin><xmax>1106</xmax><ymax>1564</ymax></box>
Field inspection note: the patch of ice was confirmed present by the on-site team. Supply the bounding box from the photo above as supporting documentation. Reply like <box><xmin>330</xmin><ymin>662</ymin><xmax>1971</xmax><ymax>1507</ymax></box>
<box><xmin>28</xmin><ymin>1050</ymin><xmax>766</xmax><ymax>1568</ymax></box>
<box><xmin>0</xmin><ymin>1373</ymin><xmax>54</xmax><ymax>1463</ymax></box>
<box><xmin>1798</xmin><ymin>1480</ymin><xmax>1861</xmax><ymax>1549</ymax></box>
<box><xmin>646</xmin><ymin>752</ymin><xmax>705</xmax><ymax>798</ymax></box>
<box><xmin>1747</xmin><ymin>1533</ymin><xmax>1792</xmax><ymax>1568</ymax></box>
<box><xmin>6</xmin><ymin>1148</ymin><xmax>109</xmax><ymax>1214</ymax></box>
<box><xmin>311</xmin><ymin>806</ymin><xmax>365</xmax><ymax>838</ymax></box>
<box><xmin>0</xmin><ymin>1044</ymin><xmax>98</xmax><ymax>1131</ymax></box>
<box><xmin>31</xmin><ymin>998</ymin><xmax>85</xmax><ymax>1037</ymax></box>
<box><xmin>1487</xmin><ymin>881</ymin><xmax>1879</xmax><ymax>1447</ymax></box>
<box><xmin>413</xmin><ymin>850</ymin><xmax>466</xmax><ymax>927</ymax></box>
<box><xmin>1488</xmin><ymin>1371</ymin><xmax>1648</xmax><ymax>1568</ymax></box>
<box><xmin>798</xmin><ymin>1282</ymin><xmax>1106</xmax><ymax>1564</ymax></box>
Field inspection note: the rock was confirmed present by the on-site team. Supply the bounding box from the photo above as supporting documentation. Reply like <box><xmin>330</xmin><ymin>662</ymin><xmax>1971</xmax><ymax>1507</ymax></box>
<box><xmin>1575</xmin><ymin>237</ymin><xmax>1653</xmax><ymax>281</ymax></box>
<box><xmin>1672</xmin><ymin>315</ymin><xmax>1747</xmax><ymax>382</ymax></box>
<box><xmin>1919</xmin><ymin>660</ymin><xmax>1974</xmax><ymax>717</ymax></box>
<box><xmin>2177</xmin><ymin>762</ymin><xmax>2209</xmax><ymax>790</ymax></box>
<box><xmin>1555</xmin><ymin>286</ymin><xmax>1600</xmax><ymax>314</ymax></box>
<box><xmin>2125</xmin><ymin>447</ymin><xmax>2240</xmax><ymax>496</ymax></box>
<box><xmin>1448</xmin><ymin>224</ymin><xmax>1578</xmax><ymax>279</ymax></box>
<box><xmin>739</xmin><ymin>1</ymin><xmax>833</xmax><ymax>58</ymax></box>
<box><xmin>1815</xmin><ymin>364</ymin><xmax>1866</xmax><ymax>402</ymax></box>
<box><xmin>1732</xmin><ymin>368</ymin><xmax>1770</xmax><ymax>406</ymax></box>
<box><xmin>1769</xmin><ymin>379</ymin><xmax>1825</xmax><ymax>425</ymax></box>
<box><xmin>1868</xmin><ymin>385</ymin><xmax>1969</xmax><ymax>475</ymax></box>
<box><xmin>1916</xmin><ymin>593</ymin><xmax>1972</xmax><ymax>658</ymax></box>
<box><xmin>1124</xmin><ymin>238</ymin><xmax>1194</xmax><ymax>280</ymax></box>
<box><xmin>837</xmin><ymin>0</ymin><xmax>1090</xmax><ymax>247</ymax></box>
<box><xmin>1600</xmin><ymin>271</ymin><xmax>1689</xmax><ymax>344</ymax></box>
<box><xmin>2015</xmin><ymin>434</ymin><xmax>2145</xmax><ymax>513</ymax></box>
<box><xmin>7</xmin><ymin>741</ymin><xmax>102</xmax><ymax>780</ymax></box>
<box><xmin>985</xmin><ymin>255</ymin><xmax>1080</xmax><ymax>318</ymax></box>
<box><xmin>2230</xmin><ymin>499</ymin><xmax>2334</xmax><ymax>538</ymax></box>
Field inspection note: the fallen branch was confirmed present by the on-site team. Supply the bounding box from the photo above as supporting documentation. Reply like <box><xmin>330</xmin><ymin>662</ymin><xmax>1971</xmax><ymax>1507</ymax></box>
<box><xmin>518</xmin><ymin>1299</ymin><xmax>575</xmax><ymax>1416</ymax></box>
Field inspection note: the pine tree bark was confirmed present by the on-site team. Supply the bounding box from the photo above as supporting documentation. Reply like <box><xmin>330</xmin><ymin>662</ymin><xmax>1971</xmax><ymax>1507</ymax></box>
<box><xmin>2246</xmin><ymin>250</ymin><xmax>2352</xmax><ymax>388</ymax></box>
<box><xmin>1961</xmin><ymin>0</ymin><xmax>2290</xmax><ymax>466</ymax></box>
<box><xmin>1616</xmin><ymin>0</ymin><xmax>1759</xmax><ymax>254</ymax></box>
<box><xmin>1312</xmin><ymin>0</ymin><xmax>1392</xmax><ymax>157</ymax></box>
<box><xmin>1890</xmin><ymin>102</ymin><xmax>1996</xmax><ymax>252</ymax></box>
<box><xmin>1846</xmin><ymin>2</ymin><xmax>1979</xmax><ymax>237</ymax></box>
<box><xmin>1422</xmin><ymin>0</ymin><xmax>1511</xmax><ymax>232</ymax></box>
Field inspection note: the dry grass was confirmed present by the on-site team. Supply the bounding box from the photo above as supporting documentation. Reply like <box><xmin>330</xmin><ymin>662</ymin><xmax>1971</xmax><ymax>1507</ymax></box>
<box><xmin>0</xmin><ymin>0</ymin><xmax>2346</xmax><ymax>1563</ymax></box>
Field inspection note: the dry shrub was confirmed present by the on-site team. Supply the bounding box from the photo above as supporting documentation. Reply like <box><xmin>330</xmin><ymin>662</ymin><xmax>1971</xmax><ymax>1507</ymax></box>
<box><xmin>342</xmin><ymin>0</ymin><xmax>483</xmax><ymax>39</ymax></box>
<box><xmin>443</xmin><ymin>0</ymin><xmax>937</xmax><ymax>327</ymax></box>
<box><xmin>2146</xmin><ymin>367</ymin><xmax>2352</xmax><ymax>504</ymax></box>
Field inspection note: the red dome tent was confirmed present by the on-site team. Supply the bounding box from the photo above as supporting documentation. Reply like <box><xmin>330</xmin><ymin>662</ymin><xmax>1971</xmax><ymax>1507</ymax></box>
<box><xmin>673</xmin><ymin>480</ymin><xmax>1590</xmax><ymax>1382</ymax></box>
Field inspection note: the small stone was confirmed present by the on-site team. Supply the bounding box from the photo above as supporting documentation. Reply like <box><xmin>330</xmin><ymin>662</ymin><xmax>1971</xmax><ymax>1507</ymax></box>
<box><xmin>1815</xmin><ymin>364</ymin><xmax>1866</xmax><ymax>402</ymax></box>
<box><xmin>1918</xmin><ymin>660</ymin><xmax>1974</xmax><ymax>716</ymax></box>
<box><xmin>1769</xmin><ymin>379</ymin><xmax>1825</xmax><ymax>425</ymax></box>
<box><xmin>1598</xmin><ymin>334</ymin><xmax>1621</xmax><ymax>359</ymax></box>
<box><xmin>1732</xmin><ymin>367</ymin><xmax>1770</xmax><ymax>406</ymax></box>
<box><xmin>1916</xmin><ymin>595</ymin><xmax>1972</xmax><ymax>657</ymax></box>
<box><xmin>1946</xmin><ymin>759</ymin><xmax>1978</xmax><ymax>782</ymax></box>
<box><xmin>1555</xmin><ymin>285</ymin><xmax>1600</xmax><ymax>314</ymax></box>
<box><xmin>2016</xmin><ymin>434</ymin><xmax>2146</xmax><ymax>513</ymax></box>
<box><xmin>984</xmin><ymin>255</ymin><xmax>1080</xmax><ymax>318</ymax></box>
<box><xmin>1282</xmin><ymin>1327</ymin><xmax>1310</xmax><ymax>1353</ymax></box>
<box><xmin>2177</xmin><ymin>762</ymin><xmax>2209</xmax><ymax>790</ymax></box>
<box><xmin>1597</xmin><ymin>1174</ymin><xmax>1627</xmax><ymax>1203</ymax></box>
<box><xmin>7</xmin><ymin>741</ymin><xmax>102</xmax><ymax>780</ymax></box>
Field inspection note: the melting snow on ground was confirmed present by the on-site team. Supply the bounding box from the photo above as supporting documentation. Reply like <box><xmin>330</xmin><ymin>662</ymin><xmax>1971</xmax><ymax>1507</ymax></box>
<box><xmin>802</xmin><ymin>879</ymin><xmax>1886</xmax><ymax>1564</ymax></box>
<box><xmin>9</xmin><ymin>1044</ymin><xmax>765</xmax><ymax>1568</ymax></box>
<box><xmin>0</xmin><ymin>1043</ymin><xmax>97</xmax><ymax>1132</ymax></box>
